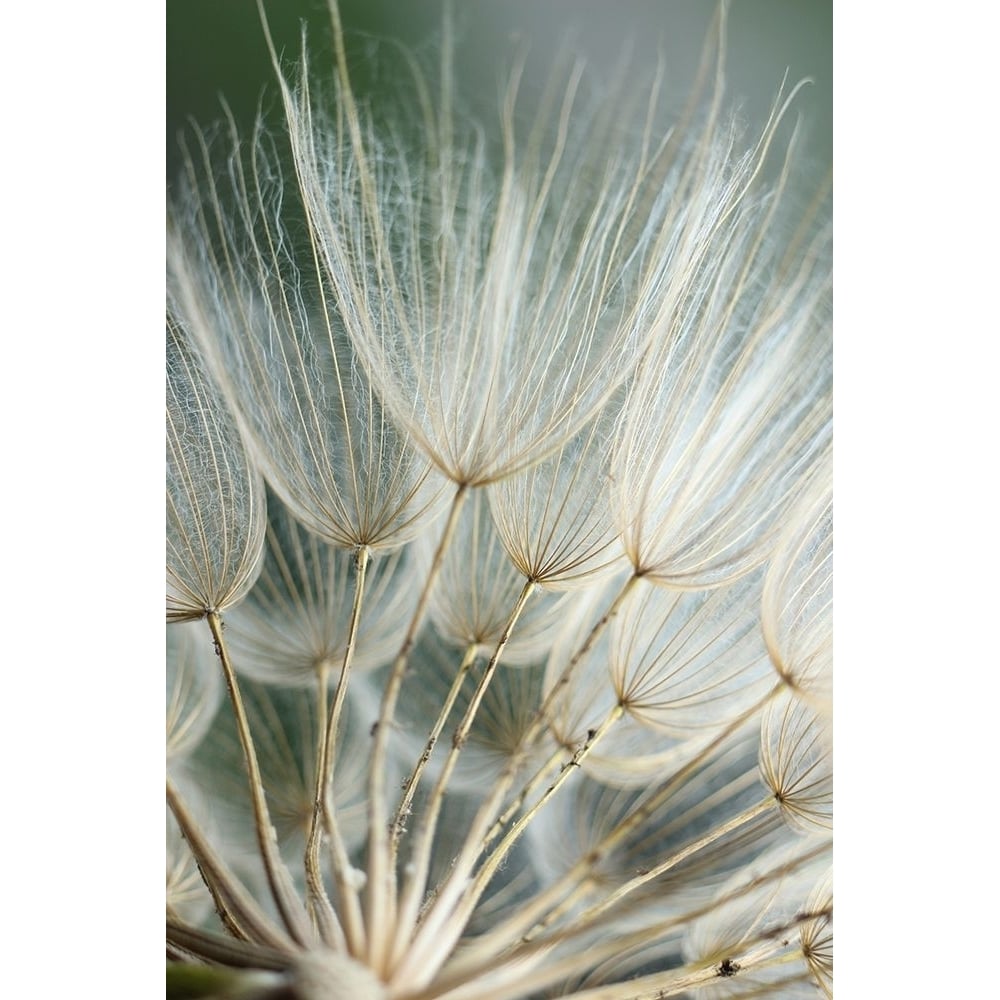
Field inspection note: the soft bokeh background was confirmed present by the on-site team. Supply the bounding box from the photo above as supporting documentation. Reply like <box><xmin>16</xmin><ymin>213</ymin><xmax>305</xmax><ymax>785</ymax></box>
<box><xmin>167</xmin><ymin>0</ymin><xmax>831</xmax><ymax>187</ymax></box>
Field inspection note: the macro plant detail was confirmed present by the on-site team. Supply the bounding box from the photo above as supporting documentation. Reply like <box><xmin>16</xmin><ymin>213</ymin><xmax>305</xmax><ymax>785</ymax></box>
<box><xmin>166</xmin><ymin>3</ymin><xmax>832</xmax><ymax>998</ymax></box>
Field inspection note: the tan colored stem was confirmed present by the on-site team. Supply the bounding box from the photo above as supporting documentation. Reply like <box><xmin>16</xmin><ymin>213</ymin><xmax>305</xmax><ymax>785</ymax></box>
<box><xmin>166</xmin><ymin>777</ymin><xmax>295</xmax><ymax>952</ymax></box>
<box><xmin>438</xmin><ymin>686</ymin><xmax>780</xmax><ymax>981</ymax></box>
<box><xmin>420</xmin><ymin>839</ymin><xmax>830</xmax><ymax>1000</ymax></box>
<box><xmin>303</xmin><ymin>662</ymin><xmax>340</xmax><ymax>946</ymax></box>
<box><xmin>304</xmin><ymin>545</ymin><xmax>371</xmax><ymax>954</ymax></box>
<box><xmin>207</xmin><ymin>612</ymin><xmax>312</xmax><ymax>946</ymax></box>
<box><xmin>391</xmin><ymin>574</ymin><xmax>641</xmax><ymax>989</ymax></box>
<box><xmin>551</xmin><ymin>904</ymin><xmax>831</xmax><ymax>1000</ymax></box>
<box><xmin>166</xmin><ymin>917</ymin><xmax>291</xmax><ymax>971</ymax></box>
<box><xmin>390</xmin><ymin>580</ymin><xmax>536</xmax><ymax>967</ymax></box>
<box><xmin>585</xmin><ymin>798</ymin><xmax>774</xmax><ymax>927</ymax></box>
<box><xmin>483</xmin><ymin>744</ymin><xmax>566</xmax><ymax>845</ymax></box>
<box><xmin>472</xmin><ymin>703</ymin><xmax>624</xmax><ymax>904</ymax></box>
<box><xmin>366</xmin><ymin>484</ymin><xmax>469</xmax><ymax>972</ymax></box>
<box><xmin>391</xmin><ymin>642</ymin><xmax>480</xmax><ymax>847</ymax></box>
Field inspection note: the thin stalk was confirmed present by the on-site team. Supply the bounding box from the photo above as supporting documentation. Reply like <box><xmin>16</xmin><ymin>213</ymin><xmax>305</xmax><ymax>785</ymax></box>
<box><xmin>207</xmin><ymin>612</ymin><xmax>312</xmax><ymax>946</ymax></box>
<box><xmin>390</xmin><ymin>580</ymin><xmax>536</xmax><ymax>967</ymax></box>
<box><xmin>516</xmin><ymin>880</ymin><xmax>592</xmax><ymax>947</ymax></box>
<box><xmin>450</xmin><ymin>916</ymin><xmax>820</xmax><ymax>1000</ymax></box>
<box><xmin>166</xmin><ymin>918</ymin><xmax>291</xmax><ymax>971</ymax></box>
<box><xmin>430</xmin><ymin>686</ymin><xmax>779</xmax><ymax>981</ymax></box>
<box><xmin>443</xmin><ymin>795</ymin><xmax>775</xmax><ymax>994</ymax></box>
<box><xmin>484</xmin><ymin>743</ymin><xmax>567</xmax><ymax>843</ymax></box>
<box><xmin>473</xmin><ymin>583</ymin><xmax>642</xmax><ymax>851</ymax></box>
<box><xmin>564</xmin><ymin>836</ymin><xmax>828</xmax><ymax>959</ymax></box>
<box><xmin>166</xmin><ymin>777</ymin><xmax>295</xmax><ymax>952</ymax></box>
<box><xmin>390</xmin><ymin>642</ymin><xmax>480</xmax><ymax>846</ymax></box>
<box><xmin>577</xmin><ymin>797</ymin><xmax>774</xmax><ymax>928</ymax></box>
<box><xmin>166</xmin><ymin>941</ymin><xmax>199</xmax><ymax>965</ymax></box>
<box><xmin>551</xmin><ymin>905</ymin><xmax>832</xmax><ymax>1000</ymax></box>
<box><xmin>471</xmin><ymin>703</ymin><xmax>624</xmax><ymax>902</ymax></box>
<box><xmin>524</xmin><ymin>574</ymin><xmax>642</xmax><ymax>753</ymax></box>
<box><xmin>303</xmin><ymin>660</ymin><xmax>340</xmax><ymax>946</ymax></box>
<box><xmin>304</xmin><ymin>545</ymin><xmax>371</xmax><ymax>954</ymax></box>
<box><xmin>420</xmin><ymin>838</ymin><xmax>830</xmax><ymax>1000</ymax></box>
<box><xmin>391</xmin><ymin>573</ymin><xmax>641</xmax><ymax>989</ymax></box>
<box><xmin>323</xmin><ymin>799</ymin><xmax>365</xmax><ymax>953</ymax></box>
<box><xmin>366</xmin><ymin>483</ymin><xmax>469</xmax><ymax>972</ymax></box>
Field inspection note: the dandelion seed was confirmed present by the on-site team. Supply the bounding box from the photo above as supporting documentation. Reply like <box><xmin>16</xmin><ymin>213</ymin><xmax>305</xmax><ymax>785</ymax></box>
<box><xmin>415</xmin><ymin>489</ymin><xmax>578</xmax><ymax>662</ymax></box>
<box><xmin>224</xmin><ymin>496</ymin><xmax>420</xmax><ymax>688</ymax></box>
<box><xmin>761</xmin><ymin>451</ymin><xmax>833</xmax><ymax>719</ymax></box>
<box><xmin>278</xmin><ymin>33</ymin><xmax>672</xmax><ymax>490</ymax></box>
<box><xmin>759</xmin><ymin>692</ymin><xmax>833</xmax><ymax>834</ymax></box>
<box><xmin>166</xmin><ymin>314</ymin><xmax>266</xmax><ymax>622</ymax></box>
<box><xmin>168</xmin><ymin>115</ymin><xmax>445</xmax><ymax>555</ymax></box>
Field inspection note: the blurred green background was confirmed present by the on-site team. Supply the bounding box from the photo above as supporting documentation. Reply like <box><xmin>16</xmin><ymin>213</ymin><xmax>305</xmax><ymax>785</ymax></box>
<box><xmin>167</xmin><ymin>0</ymin><xmax>830</xmax><ymax>185</ymax></box>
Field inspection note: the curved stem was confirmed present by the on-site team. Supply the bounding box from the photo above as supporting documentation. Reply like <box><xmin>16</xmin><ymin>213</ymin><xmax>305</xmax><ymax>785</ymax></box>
<box><xmin>586</xmin><ymin>798</ymin><xmax>774</xmax><ymax>930</ymax></box>
<box><xmin>391</xmin><ymin>573</ymin><xmax>640</xmax><ymax>989</ymax></box>
<box><xmin>390</xmin><ymin>580</ymin><xmax>536</xmax><ymax>967</ymax></box>
<box><xmin>365</xmin><ymin>484</ymin><xmax>469</xmax><ymax>972</ymax></box>
<box><xmin>390</xmin><ymin>642</ymin><xmax>480</xmax><ymax>846</ymax></box>
<box><xmin>166</xmin><ymin>918</ymin><xmax>291</xmax><ymax>971</ymax></box>
<box><xmin>550</xmin><ymin>904</ymin><xmax>831</xmax><ymax>1000</ymax></box>
<box><xmin>166</xmin><ymin>777</ymin><xmax>296</xmax><ymax>952</ymax></box>
<box><xmin>471</xmin><ymin>703</ymin><xmax>624</xmax><ymax>905</ymax></box>
<box><xmin>207</xmin><ymin>612</ymin><xmax>312</xmax><ymax>946</ymax></box>
<box><xmin>304</xmin><ymin>545</ymin><xmax>371</xmax><ymax>954</ymax></box>
<box><xmin>420</xmin><ymin>838</ymin><xmax>829</xmax><ymax>1000</ymax></box>
<box><xmin>464</xmin><ymin>689</ymin><xmax>781</xmax><ymax>962</ymax></box>
<box><xmin>303</xmin><ymin>661</ymin><xmax>340</xmax><ymax>946</ymax></box>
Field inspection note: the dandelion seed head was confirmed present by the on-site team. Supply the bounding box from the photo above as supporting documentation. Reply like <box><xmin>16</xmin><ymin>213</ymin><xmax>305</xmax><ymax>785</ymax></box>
<box><xmin>166</xmin><ymin>4</ymin><xmax>832</xmax><ymax>997</ymax></box>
